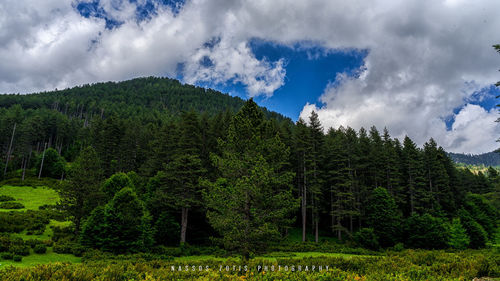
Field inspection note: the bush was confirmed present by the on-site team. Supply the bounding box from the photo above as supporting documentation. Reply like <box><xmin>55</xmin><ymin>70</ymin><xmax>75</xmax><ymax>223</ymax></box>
<box><xmin>448</xmin><ymin>218</ymin><xmax>470</xmax><ymax>250</ymax></box>
<box><xmin>405</xmin><ymin>213</ymin><xmax>450</xmax><ymax>249</ymax></box>
<box><xmin>53</xmin><ymin>241</ymin><xmax>75</xmax><ymax>254</ymax></box>
<box><xmin>1</xmin><ymin>252</ymin><xmax>13</xmax><ymax>260</ymax></box>
<box><xmin>34</xmin><ymin>244</ymin><xmax>47</xmax><ymax>254</ymax></box>
<box><xmin>12</xmin><ymin>255</ymin><xmax>22</xmax><ymax>262</ymax></box>
<box><xmin>25</xmin><ymin>239</ymin><xmax>44</xmax><ymax>248</ymax></box>
<box><xmin>354</xmin><ymin>228</ymin><xmax>379</xmax><ymax>250</ymax></box>
<box><xmin>459</xmin><ymin>208</ymin><xmax>489</xmax><ymax>249</ymax></box>
<box><xmin>0</xmin><ymin>195</ymin><xmax>15</xmax><ymax>202</ymax></box>
<box><xmin>0</xmin><ymin>202</ymin><xmax>25</xmax><ymax>209</ymax></box>
<box><xmin>9</xmin><ymin>245</ymin><xmax>30</xmax><ymax>256</ymax></box>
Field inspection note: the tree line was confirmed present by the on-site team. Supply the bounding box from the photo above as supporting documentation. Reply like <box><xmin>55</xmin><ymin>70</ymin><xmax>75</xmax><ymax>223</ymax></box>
<box><xmin>0</xmin><ymin>78</ymin><xmax>498</xmax><ymax>257</ymax></box>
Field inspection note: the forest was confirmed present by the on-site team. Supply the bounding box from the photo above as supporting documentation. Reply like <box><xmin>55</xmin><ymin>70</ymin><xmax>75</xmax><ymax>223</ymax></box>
<box><xmin>0</xmin><ymin>77</ymin><xmax>498</xmax><ymax>280</ymax></box>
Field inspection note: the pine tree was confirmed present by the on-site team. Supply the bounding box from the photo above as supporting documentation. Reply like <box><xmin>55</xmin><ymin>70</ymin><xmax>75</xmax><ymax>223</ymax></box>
<box><xmin>293</xmin><ymin>118</ymin><xmax>311</xmax><ymax>242</ymax></box>
<box><xmin>366</xmin><ymin>187</ymin><xmax>401</xmax><ymax>247</ymax></box>
<box><xmin>59</xmin><ymin>146</ymin><xmax>104</xmax><ymax>234</ymax></box>
<box><xmin>307</xmin><ymin>111</ymin><xmax>324</xmax><ymax>243</ymax></box>
<box><xmin>448</xmin><ymin>218</ymin><xmax>470</xmax><ymax>250</ymax></box>
<box><xmin>203</xmin><ymin>99</ymin><xmax>298</xmax><ymax>259</ymax></box>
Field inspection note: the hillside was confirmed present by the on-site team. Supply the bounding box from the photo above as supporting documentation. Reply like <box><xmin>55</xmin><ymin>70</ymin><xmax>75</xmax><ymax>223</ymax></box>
<box><xmin>448</xmin><ymin>151</ymin><xmax>500</xmax><ymax>167</ymax></box>
<box><xmin>0</xmin><ymin>76</ymin><xmax>289</xmax><ymax>121</ymax></box>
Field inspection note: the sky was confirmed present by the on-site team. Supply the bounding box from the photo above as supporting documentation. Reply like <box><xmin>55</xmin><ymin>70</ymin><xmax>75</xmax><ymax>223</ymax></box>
<box><xmin>0</xmin><ymin>0</ymin><xmax>499</xmax><ymax>154</ymax></box>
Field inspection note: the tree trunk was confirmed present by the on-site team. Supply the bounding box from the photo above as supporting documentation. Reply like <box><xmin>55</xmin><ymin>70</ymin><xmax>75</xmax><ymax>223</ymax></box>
<box><xmin>180</xmin><ymin>207</ymin><xmax>189</xmax><ymax>244</ymax></box>
<box><xmin>38</xmin><ymin>142</ymin><xmax>47</xmax><ymax>179</ymax></box>
<box><xmin>3</xmin><ymin>123</ymin><xmax>16</xmax><ymax>176</ymax></box>
<box><xmin>302</xmin><ymin>156</ymin><xmax>307</xmax><ymax>242</ymax></box>
<box><xmin>315</xmin><ymin>219</ymin><xmax>319</xmax><ymax>243</ymax></box>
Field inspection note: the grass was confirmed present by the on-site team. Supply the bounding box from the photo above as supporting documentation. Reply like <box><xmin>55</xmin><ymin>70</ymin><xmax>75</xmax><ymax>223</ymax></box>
<box><xmin>0</xmin><ymin>248</ymin><xmax>81</xmax><ymax>268</ymax></box>
<box><xmin>0</xmin><ymin>185</ymin><xmax>59</xmax><ymax>212</ymax></box>
<box><xmin>12</xmin><ymin>220</ymin><xmax>72</xmax><ymax>241</ymax></box>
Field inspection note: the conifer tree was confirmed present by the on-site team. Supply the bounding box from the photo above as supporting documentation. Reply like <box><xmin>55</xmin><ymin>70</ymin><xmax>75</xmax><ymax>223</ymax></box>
<box><xmin>203</xmin><ymin>99</ymin><xmax>298</xmax><ymax>259</ymax></box>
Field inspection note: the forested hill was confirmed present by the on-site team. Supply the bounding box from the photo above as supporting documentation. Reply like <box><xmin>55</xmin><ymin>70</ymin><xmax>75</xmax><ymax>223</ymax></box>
<box><xmin>448</xmin><ymin>151</ymin><xmax>500</xmax><ymax>166</ymax></box>
<box><xmin>0</xmin><ymin>77</ymin><xmax>288</xmax><ymax>121</ymax></box>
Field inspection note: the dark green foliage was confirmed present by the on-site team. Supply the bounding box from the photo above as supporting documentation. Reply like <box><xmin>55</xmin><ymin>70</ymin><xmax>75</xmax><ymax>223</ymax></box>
<box><xmin>36</xmin><ymin>148</ymin><xmax>66</xmax><ymax>179</ymax></box>
<box><xmin>1</xmin><ymin>252</ymin><xmax>13</xmax><ymax>260</ymax></box>
<box><xmin>101</xmin><ymin>172</ymin><xmax>135</xmax><ymax>200</ymax></box>
<box><xmin>10</xmin><ymin>245</ymin><xmax>30</xmax><ymax>256</ymax></box>
<box><xmin>153</xmin><ymin>212</ymin><xmax>180</xmax><ymax>246</ymax></box>
<box><xmin>354</xmin><ymin>228</ymin><xmax>379</xmax><ymax>250</ymax></box>
<box><xmin>34</xmin><ymin>244</ymin><xmax>47</xmax><ymax>254</ymax></box>
<box><xmin>203</xmin><ymin>99</ymin><xmax>299</xmax><ymax>259</ymax></box>
<box><xmin>448</xmin><ymin>218</ymin><xmax>470</xmax><ymax>250</ymax></box>
<box><xmin>458</xmin><ymin>208</ymin><xmax>489</xmax><ymax>249</ymax></box>
<box><xmin>12</xmin><ymin>255</ymin><xmax>22</xmax><ymax>262</ymax></box>
<box><xmin>0</xmin><ymin>201</ymin><xmax>24</xmax><ymax>209</ymax></box>
<box><xmin>81</xmin><ymin>187</ymin><xmax>153</xmax><ymax>254</ymax></box>
<box><xmin>463</xmin><ymin>193</ymin><xmax>498</xmax><ymax>240</ymax></box>
<box><xmin>59</xmin><ymin>146</ymin><xmax>104</xmax><ymax>234</ymax></box>
<box><xmin>365</xmin><ymin>187</ymin><xmax>401</xmax><ymax>247</ymax></box>
<box><xmin>0</xmin><ymin>195</ymin><xmax>15</xmax><ymax>202</ymax></box>
<box><xmin>405</xmin><ymin>213</ymin><xmax>450</xmax><ymax>249</ymax></box>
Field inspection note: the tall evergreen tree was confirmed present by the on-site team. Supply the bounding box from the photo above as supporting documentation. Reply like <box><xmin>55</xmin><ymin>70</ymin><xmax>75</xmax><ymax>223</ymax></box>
<box><xmin>203</xmin><ymin>99</ymin><xmax>298</xmax><ymax>259</ymax></box>
<box><xmin>59</xmin><ymin>146</ymin><xmax>104</xmax><ymax>234</ymax></box>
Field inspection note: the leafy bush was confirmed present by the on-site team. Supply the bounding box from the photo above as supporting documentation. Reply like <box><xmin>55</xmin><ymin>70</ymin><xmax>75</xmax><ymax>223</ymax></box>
<box><xmin>9</xmin><ymin>245</ymin><xmax>30</xmax><ymax>256</ymax></box>
<box><xmin>354</xmin><ymin>228</ymin><xmax>379</xmax><ymax>250</ymax></box>
<box><xmin>0</xmin><ymin>195</ymin><xmax>15</xmax><ymax>202</ymax></box>
<box><xmin>0</xmin><ymin>252</ymin><xmax>13</xmax><ymax>260</ymax></box>
<box><xmin>12</xmin><ymin>255</ymin><xmax>22</xmax><ymax>262</ymax></box>
<box><xmin>459</xmin><ymin>208</ymin><xmax>489</xmax><ymax>249</ymax></box>
<box><xmin>34</xmin><ymin>244</ymin><xmax>47</xmax><ymax>254</ymax></box>
<box><xmin>448</xmin><ymin>218</ymin><xmax>470</xmax><ymax>250</ymax></box>
<box><xmin>0</xmin><ymin>201</ymin><xmax>25</xmax><ymax>209</ymax></box>
<box><xmin>25</xmin><ymin>239</ymin><xmax>44</xmax><ymax>249</ymax></box>
<box><xmin>405</xmin><ymin>213</ymin><xmax>450</xmax><ymax>249</ymax></box>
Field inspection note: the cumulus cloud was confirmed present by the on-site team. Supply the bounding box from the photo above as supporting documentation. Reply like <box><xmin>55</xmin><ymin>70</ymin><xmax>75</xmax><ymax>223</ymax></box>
<box><xmin>0</xmin><ymin>0</ymin><xmax>499</xmax><ymax>153</ymax></box>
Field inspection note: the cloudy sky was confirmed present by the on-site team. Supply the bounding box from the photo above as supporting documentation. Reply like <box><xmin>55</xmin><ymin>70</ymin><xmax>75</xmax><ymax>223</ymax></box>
<box><xmin>1</xmin><ymin>0</ymin><xmax>499</xmax><ymax>154</ymax></box>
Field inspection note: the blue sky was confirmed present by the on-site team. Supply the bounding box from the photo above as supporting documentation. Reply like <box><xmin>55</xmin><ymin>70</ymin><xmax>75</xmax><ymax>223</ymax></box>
<box><xmin>0</xmin><ymin>0</ymin><xmax>499</xmax><ymax>153</ymax></box>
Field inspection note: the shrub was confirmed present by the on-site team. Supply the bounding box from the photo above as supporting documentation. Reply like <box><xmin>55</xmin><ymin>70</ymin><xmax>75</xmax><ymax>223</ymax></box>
<box><xmin>448</xmin><ymin>218</ymin><xmax>470</xmax><ymax>250</ymax></box>
<box><xmin>459</xmin><ymin>208</ymin><xmax>489</xmax><ymax>249</ymax></box>
<box><xmin>9</xmin><ymin>245</ymin><xmax>30</xmax><ymax>256</ymax></box>
<box><xmin>34</xmin><ymin>244</ymin><xmax>47</xmax><ymax>254</ymax></box>
<box><xmin>405</xmin><ymin>213</ymin><xmax>450</xmax><ymax>249</ymax></box>
<box><xmin>25</xmin><ymin>239</ymin><xmax>44</xmax><ymax>248</ymax></box>
<box><xmin>354</xmin><ymin>228</ymin><xmax>379</xmax><ymax>250</ymax></box>
<box><xmin>0</xmin><ymin>195</ymin><xmax>15</xmax><ymax>202</ymax></box>
<box><xmin>12</xmin><ymin>255</ymin><xmax>22</xmax><ymax>262</ymax></box>
<box><xmin>0</xmin><ymin>202</ymin><xmax>24</xmax><ymax>209</ymax></box>
<box><xmin>1</xmin><ymin>252</ymin><xmax>13</xmax><ymax>260</ymax></box>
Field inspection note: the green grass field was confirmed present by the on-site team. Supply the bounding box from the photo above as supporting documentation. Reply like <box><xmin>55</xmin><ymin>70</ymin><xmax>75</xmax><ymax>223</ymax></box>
<box><xmin>0</xmin><ymin>185</ymin><xmax>59</xmax><ymax>211</ymax></box>
<box><xmin>0</xmin><ymin>248</ymin><xmax>81</xmax><ymax>268</ymax></box>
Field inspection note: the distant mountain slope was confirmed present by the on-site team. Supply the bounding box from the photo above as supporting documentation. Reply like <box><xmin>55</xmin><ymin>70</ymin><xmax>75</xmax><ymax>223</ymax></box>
<box><xmin>448</xmin><ymin>151</ymin><xmax>500</xmax><ymax>166</ymax></box>
<box><xmin>0</xmin><ymin>77</ymin><xmax>289</xmax><ymax>121</ymax></box>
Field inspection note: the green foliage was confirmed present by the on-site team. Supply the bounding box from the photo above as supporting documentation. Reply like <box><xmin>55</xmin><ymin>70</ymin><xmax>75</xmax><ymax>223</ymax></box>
<box><xmin>81</xmin><ymin>187</ymin><xmax>153</xmax><ymax>253</ymax></box>
<box><xmin>0</xmin><ymin>195</ymin><xmax>15</xmax><ymax>201</ymax></box>
<box><xmin>58</xmin><ymin>146</ymin><xmax>104</xmax><ymax>233</ymax></box>
<box><xmin>353</xmin><ymin>228</ymin><xmax>379</xmax><ymax>250</ymax></box>
<box><xmin>153</xmin><ymin>211</ymin><xmax>180</xmax><ymax>246</ymax></box>
<box><xmin>448</xmin><ymin>218</ymin><xmax>470</xmax><ymax>250</ymax></box>
<box><xmin>12</xmin><ymin>255</ymin><xmax>22</xmax><ymax>262</ymax></box>
<box><xmin>101</xmin><ymin>172</ymin><xmax>135</xmax><ymax>200</ymax></box>
<box><xmin>33</xmin><ymin>244</ymin><xmax>47</xmax><ymax>254</ymax></box>
<box><xmin>0</xmin><ymin>250</ymin><xmax>498</xmax><ymax>280</ymax></box>
<box><xmin>1</xmin><ymin>252</ymin><xmax>13</xmax><ymax>260</ymax></box>
<box><xmin>203</xmin><ymin>99</ymin><xmax>299</xmax><ymax>259</ymax></box>
<box><xmin>35</xmin><ymin>148</ymin><xmax>66</xmax><ymax>179</ymax></box>
<box><xmin>365</xmin><ymin>187</ymin><xmax>401</xmax><ymax>247</ymax></box>
<box><xmin>0</xmin><ymin>201</ymin><xmax>25</xmax><ymax>209</ymax></box>
<box><xmin>458</xmin><ymin>208</ymin><xmax>489</xmax><ymax>249</ymax></box>
<box><xmin>405</xmin><ymin>213</ymin><xmax>450</xmax><ymax>249</ymax></box>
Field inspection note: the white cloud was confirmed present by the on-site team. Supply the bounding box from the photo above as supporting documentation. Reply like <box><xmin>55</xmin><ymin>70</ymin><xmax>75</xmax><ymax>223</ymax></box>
<box><xmin>0</xmin><ymin>0</ymin><xmax>499</xmax><ymax>153</ymax></box>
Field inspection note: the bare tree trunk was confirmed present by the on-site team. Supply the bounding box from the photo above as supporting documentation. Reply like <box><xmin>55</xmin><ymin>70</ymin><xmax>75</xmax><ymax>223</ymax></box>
<box><xmin>3</xmin><ymin>123</ymin><xmax>16</xmax><ymax>176</ymax></box>
<box><xmin>180</xmin><ymin>207</ymin><xmax>189</xmax><ymax>244</ymax></box>
<box><xmin>38</xmin><ymin>142</ymin><xmax>47</xmax><ymax>179</ymax></box>
<box><xmin>315</xmin><ymin>220</ymin><xmax>319</xmax><ymax>243</ymax></box>
<box><xmin>302</xmin><ymin>155</ymin><xmax>307</xmax><ymax>242</ymax></box>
